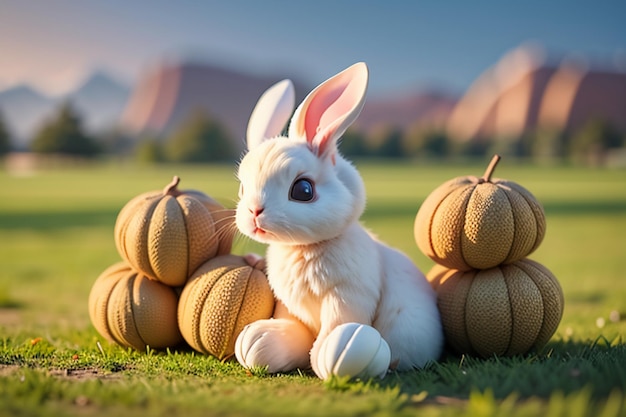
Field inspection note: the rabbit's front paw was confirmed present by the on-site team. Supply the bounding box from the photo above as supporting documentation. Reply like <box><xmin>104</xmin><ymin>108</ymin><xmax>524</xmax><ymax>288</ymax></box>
<box><xmin>235</xmin><ymin>318</ymin><xmax>314</xmax><ymax>373</ymax></box>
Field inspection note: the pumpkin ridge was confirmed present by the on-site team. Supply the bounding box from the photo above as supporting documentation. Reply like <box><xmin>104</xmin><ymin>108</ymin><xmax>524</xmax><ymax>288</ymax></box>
<box><xmin>436</xmin><ymin>185</ymin><xmax>475</xmax><ymax>268</ymax></box>
<box><xmin>148</xmin><ymin>196</ymin><xmax>188</xmax><ymax>285</ymax></box>
<box><xmin>514</xmin><ymin>260</ymin><xmax>563</xmax><ymax>348</ymax></box>
<box><xmin>462</xmin><ymin>270</ymin><xmax>477</xmax><ymax>355</ymax></box>
<box><xmin>95</xmin><ymin>266</ymin><xmax>126</xmax><ymax>342</ymax></box>
<box><xmin>504</xmin><ymin>263</ymin><xmax>543</xmax><ymax>354</ymax></box>
<box><xmin>506</xmin><ymin>182</ymin><xmax>546</xmax><ymax>253</ymax></box>
<box><xmin>132</xmin><ymin>275</ymin><xmax>181</xmax><ymax>349</ymax></box>
<box><xmin>179</xmin><ymin>196</ymin><xmax>220</xmax><ymax>274</ymax></box>
<box><xmin>498</xmin><ymin>183</ymin><xmax>538</xmax><ymax>263</ymax></box>
<box><xmin>115</xmin><ymin>192</ymin><xmax>155</xmax><ymax>262</ymax></box>
<box><xmin>129</xmin><ymin>199</ymin><xmax>159</xmax><ymax>278</ymax></box>
<box><xmin>199</xmin><ymin>266</ymin><xmax>234</xmax><ymax>354</ymax></box>
<box><xmin>225</xmin><ymin>268</ymin><xmax>250</xmax><ymax>357</ymax></box>
<box><xmin>467</xmin><ymin>268</ymin><xmax>513</xmax><ymax>356</ymax></box>
<box><xmin>517</xmin><ymin>262</ymin><xmax>548</xmax><ymax>348</ymax></box>
<box><xmin>177</xmin><ymin>197</ymin><xmax>191</xmax><ymax>279</ymax></box>
<box><xmin>225</xmin><ymin>266</ymin><xmax>250</xmax><ymax>358</ymax></box>
<box><xmin>502</xmin><ymin>266</ymin><xmax>516</xmax><ymax>355</ymax></box>
<box><xmin>193</xmin><ymin>268</ymin><xmax>227</xmax><ymax>353</ymax></box>
<box><xmin>464</xmin><ymin>184</ymin><xmax>515</xmax><ymax>269</ymax></box>
<box><xmin>106</xmin><ymin>272</ymin><xmax>130</xmax><ymax>347</ymax></box>
<box><xmin>501</xmin><ymin>189</ymin><xmax>517</xmax><ymax>265</ymax></box>
<box><xmin>427</xmin><ymin>186</ymin><xmax>464</xmax><ymax>262</ymax></box>
<box><xmin>126</xmin><ymin>274</ymin><xmax>148</xmax><ymax>350</ymax></box>
<box><xmin>110</xmin><ymin>273</ymin><xmax>144</xmax><ymax>349</ymax></box>
<box><xmin>129</xmin><ymin>274</ymin><xmax>149</xmax><ymax>350</ymax></box>
<box><xmin>459</xmin><ymin>184</ymin><xmax>480</xmax><ymax>267</ymax></box>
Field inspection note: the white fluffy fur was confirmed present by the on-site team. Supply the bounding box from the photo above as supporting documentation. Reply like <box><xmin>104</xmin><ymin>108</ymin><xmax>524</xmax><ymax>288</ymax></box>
<box><xmin>234</xmin><ymin>63</ymin><xmax>443</xmax><ymax>378</ymax></box>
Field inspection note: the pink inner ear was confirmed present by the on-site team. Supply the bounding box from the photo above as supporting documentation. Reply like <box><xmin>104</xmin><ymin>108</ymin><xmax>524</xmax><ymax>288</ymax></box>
<box><xmin>303</xmin><ymin>69</ymin><xmax>366</xmax><ymax>156</ymax></box>
<box><xmin>304</xmin><ymin>86</ymin><xmax>342</xmax><ymax>141</ymax></box>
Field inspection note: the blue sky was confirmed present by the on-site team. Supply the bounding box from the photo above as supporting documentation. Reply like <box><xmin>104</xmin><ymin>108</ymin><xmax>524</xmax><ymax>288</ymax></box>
<box><xmin>1</xmin><ymin>0</ymin><xmax>624</xmax><ymax>97</ymax></box>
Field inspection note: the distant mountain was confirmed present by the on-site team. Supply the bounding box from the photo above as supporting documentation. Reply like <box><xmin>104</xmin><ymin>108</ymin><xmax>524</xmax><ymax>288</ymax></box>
<box><xmin>68</xmin><ymin>71</ymin><xmax>131</xmax><ymax>132</ymax></box>
<box><xmin>0</xmin><ymin>71</ymin><xmax>130</xmax><ymax>148</ymax></box>
<box><xmin>121</xmin><ymin>61</ymin><xmax>460</xmax><ymax>152</ymax></box>
<box><xmin>0</xmin><ymin>85</ymin><xmax>55</xmax><ymax>148</ymax></box>
<box><xmin>121</xmin><ymin>61</ymin><xmax>311</xmax><ymax>151</ymax></box>
<box><xmin>4</xmin><ymin>45</ymin><xmax>623</xmax><ymax>155</ymax></box>
<box><xmin>354</xmin><ymin>90</ymin><xmax>457</xmax><ymax>133</ymax></box>
<box><xmin>446</xmin><ymin>45</ymin><xmax>626</xmax><ymax>142</ymax></box>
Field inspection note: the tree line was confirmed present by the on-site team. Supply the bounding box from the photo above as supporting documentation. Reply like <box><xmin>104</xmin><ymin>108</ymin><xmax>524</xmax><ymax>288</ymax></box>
<box><xmin>0</xmin><ymin>101</ymin><xmax>624</xmax><ymax>166</ymax></box>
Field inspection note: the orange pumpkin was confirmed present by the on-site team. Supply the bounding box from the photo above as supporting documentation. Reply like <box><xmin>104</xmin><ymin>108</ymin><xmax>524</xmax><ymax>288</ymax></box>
<box><xmin>414</xmin><ymin>155</ymin><xmax>546</xmax><ymax>271</ymax></box>
<box><xmin>88</xmin><ymin>262</ymin><xmax>183</xmax><ymax>351</ymax></box>
<box><xmin>178</xmin><ymin>255</ymin><xmax>275</xmax><ymax>359</ymax></box>
<box><xmin>114</xmin><ymin>176</ymin><xmax>234</xmax><ymax>286</ymax></box>
<box><xmin>428</xmin><ymin>259</ymin><xmax>563</xmax><ymax>357</ymax></box>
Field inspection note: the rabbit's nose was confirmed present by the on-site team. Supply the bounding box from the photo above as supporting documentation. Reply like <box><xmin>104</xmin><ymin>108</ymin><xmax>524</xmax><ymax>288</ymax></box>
<box><xmin>249</xmin><ymin>206</ymin><xmax>264</xmax><ymax>217</ymax></box>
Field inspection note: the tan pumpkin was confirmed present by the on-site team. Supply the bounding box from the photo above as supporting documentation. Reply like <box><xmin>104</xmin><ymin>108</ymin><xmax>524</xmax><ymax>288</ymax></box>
<box><xmin>414</xmin><ymin>155</ymin><xmax>546</xmax><ymax>271</ymax></box>
<box><xmin>178</xmin><ymin>254</ymin><xmax>275</xmax><ymax>359</ymax></box>
<box><xmin>428</xmin><ymin>259</ymin><xmax>564</xmax><ymax>357</ymax></box>
<box><xmin>88</xmin><ymin>262</ymin><xmax>183</xmax><ymax>351</ymax></box>
<box><xmin>114</xmin><ymin>176</ymin><xmax>234</xmax><ymax>286</ymax></box>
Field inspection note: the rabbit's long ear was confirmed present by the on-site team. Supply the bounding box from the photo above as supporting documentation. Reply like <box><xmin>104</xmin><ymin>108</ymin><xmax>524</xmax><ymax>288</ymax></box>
<box><xmin>289</xmin><ymin>62</ymin><xmax>368</xmax><ymax>161</ymax></box>
<box><xmin>246</xmin><ymin>79</ymin><xmax>295</xmax><ymax>150</ymax></box>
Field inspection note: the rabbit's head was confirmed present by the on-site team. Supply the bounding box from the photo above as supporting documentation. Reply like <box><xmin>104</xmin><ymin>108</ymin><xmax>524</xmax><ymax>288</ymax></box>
<box><xmin>236</xmin><ymin>63</ymin><xmax>368</xmax><ymax>245</ymax></box>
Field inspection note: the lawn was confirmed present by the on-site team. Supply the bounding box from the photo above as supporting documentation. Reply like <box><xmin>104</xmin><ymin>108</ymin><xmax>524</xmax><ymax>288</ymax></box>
<box><xmin>0</xmin><ymin>158</ymin><xmax>625</xmax><ymax>416</ymax></box>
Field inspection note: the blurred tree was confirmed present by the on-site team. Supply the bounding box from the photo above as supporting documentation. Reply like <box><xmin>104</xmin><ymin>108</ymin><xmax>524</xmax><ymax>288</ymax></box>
<box><xmin>450</xmin><ymin>137</ymin><xmax>491</xmax><ymax>159</ymax></box>
<box><xmin>339</xmin><ymin>129</ymin><xmax>371</xmax><ymax>158</ymax></box>
<box><xmin>402</xmin><ymin>123</ymin><xmax>425</xmax><ymax>157</ymax></box>
<box><xmin>0</xmin><ymin>109</ymin><xmax>11</xmax><ymax>156</ymax></box>
<box><xmin>374</xmin><ymin>127</ymin><xmax>405</xmax><ymax>158</ymax></box>
<box><xmin>135</xmin><ymin>137</ymin><xmax>165</xmax><ymax>164</ymax></box>
<box><xmin>488</xmin><ymin>133</ymin><xmax>533</xmax><ymax>159</ymax></box>
<box><xmin>568</xmin><ymin>119</ymin><xmax>625</xmax><ymax>166</ymax></box>
<box><xmin>531</xmin><ymin>128</ymin><xmax>568</xmax><ymax>163</ymax></box>
<box><xmin>165</xmin><ymin>110</ymin><xmax>237</xmax><ymax>163</ymax></box>
<box><xmin>423</xmin><ymin>131</ymin><xmax>449</xmax><ymax>157</ymax></box>
<box><xmin>404</xmin><ymin>125</ymin><xmax>450</xmax><ymax>158</ymax></box>
<box><xmin>98</xmin><ymin>127</ymin><xmax>136</xmax><ymax>156</ymax></box>
<box><xmin>31</xmin><ymin>102</ymin><xmax>100</xmax><ymax>157</ymax></box>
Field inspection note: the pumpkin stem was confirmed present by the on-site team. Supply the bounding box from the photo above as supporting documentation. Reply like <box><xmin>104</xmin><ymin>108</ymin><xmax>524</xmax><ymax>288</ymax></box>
<box><xmin>163</xmin><ymin>176</ymin><xmax>182</xmax><ymax>196</ymax></box>
<box><xmin>481</xmin><ymin>154</ymin><xmax>501</xmax><ymax>183</ymax></box>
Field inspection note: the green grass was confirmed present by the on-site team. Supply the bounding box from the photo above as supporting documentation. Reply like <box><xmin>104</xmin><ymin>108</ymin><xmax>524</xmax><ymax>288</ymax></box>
<box><xmin>1</xmin><ymin>159</ymin><xmax>625</xmax><ymax>416</ymax></box>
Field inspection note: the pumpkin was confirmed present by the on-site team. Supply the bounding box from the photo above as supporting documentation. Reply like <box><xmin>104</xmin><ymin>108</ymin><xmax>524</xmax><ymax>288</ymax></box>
<box><xmin>114</xmin><ymin>176</ymin><xmax>234</xmax><ymax>287</ymax></box>
<box><xmin>428</xmin><ymin>259</ymin><xmax>564</xmax><ymax>357</ymax></box>
<box><xmin>88</xmin><ymin>262</ymin><xmax>183</xmax><ymax>351</ymax></box>
<box><xmin>414</xmin><ymin>155</ymin><xmax>546</xmax><ymax>271</ymax></box>
<box><xmin>177</xmin><ymin>254</ymin><xmax>275</xmax><ymax>359</ymax></box>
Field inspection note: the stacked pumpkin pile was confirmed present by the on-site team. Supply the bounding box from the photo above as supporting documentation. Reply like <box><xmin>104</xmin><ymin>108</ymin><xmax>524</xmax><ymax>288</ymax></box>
<box><xmin>88</xmin><ymin>176</ymin><xmax>275</xmax><ymax>359</ymax></box>
<box><xmin>414</xmin><ymin>155</ymin><xmax>564</xmax><ymax>357</ymax></box>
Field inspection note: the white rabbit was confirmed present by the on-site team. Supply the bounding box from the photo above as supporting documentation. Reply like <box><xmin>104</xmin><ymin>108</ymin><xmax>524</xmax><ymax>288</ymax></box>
<box><xmin>234</xmin><ymin>62</ymin><xmax>443</xmax><ymax>378</ymax></box>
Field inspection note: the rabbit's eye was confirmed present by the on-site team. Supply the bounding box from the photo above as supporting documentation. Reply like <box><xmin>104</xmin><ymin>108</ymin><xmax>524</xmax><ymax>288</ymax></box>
<box><xmin>290</xmin><ymin>178</ymin><xmax>315</xmax><ymax>202</ymax></box>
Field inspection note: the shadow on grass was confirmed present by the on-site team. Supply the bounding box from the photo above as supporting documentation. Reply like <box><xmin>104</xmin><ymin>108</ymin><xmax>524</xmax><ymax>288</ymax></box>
<box><xmin>363</xmin><ymin>199</ymin><xmax>626</xmax><ymax>219</ymax></box>
<box><xmin>0</xmin><ymin>286</ymin><xmax>23</xmax><ymax>309</ymax></box>
<box><xmin>375</xmin><ymin>337</ymin><xmax>626</xmax><ymax>401</ymax></box>
<box><xmin>0</xmin><ymin>299</ymin><xmax>23</xmax><ymax>309</ymax></box>
<box><xmin>0</xmin><ymin>209</ymin><xmax>118</xmax><ymax>231</ymax></box>
<box><xmin>542</xmin><ymin>200</ymin><xmax>626</xmax><ymax>216</ymax></box>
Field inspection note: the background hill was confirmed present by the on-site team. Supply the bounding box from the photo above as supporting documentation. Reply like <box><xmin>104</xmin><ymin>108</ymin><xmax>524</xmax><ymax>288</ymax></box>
<box><xmin>0</xmin><ymin>72</ymin><xmax>129</xmax><ymax>150</ymax></box>
<box><xmin>1</xmin><ymin>44</ymin><xmax>624</xmax><ymax>163</ymax></box>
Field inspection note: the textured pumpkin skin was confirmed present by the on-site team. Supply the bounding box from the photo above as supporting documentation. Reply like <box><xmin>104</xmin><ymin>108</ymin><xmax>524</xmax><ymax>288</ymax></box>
<box><xmin>428</xmin><ymin>259</ymin><xmax>563</xmax><ymax>357</ymax></box>
<box><xmin>88</xmin><ymin>262</ymin><xmax>183</xmax><ymax>351</ymax></box>
<box><xmin>114</xmin><ymin>176</ymin><xmax>234</xmax><ymax>286</ymax></box>
<box><xmin>414</xmin><ymin>156</ymin><xmax>546</xmax><ymax>271</ymax></box>
<box><xmin>178</xmin><ymin>255</ymin><xmax>275</xmax><ymax>359</ymax></box>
